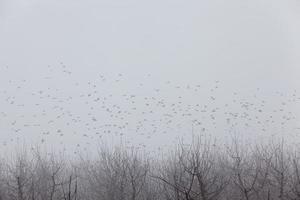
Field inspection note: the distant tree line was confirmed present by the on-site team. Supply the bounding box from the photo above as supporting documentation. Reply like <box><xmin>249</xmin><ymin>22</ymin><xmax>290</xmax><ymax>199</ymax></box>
<box><xmin>0</xmin><ymin>137</ymin><xmax>300</xmax><ymax>200</ymax></box>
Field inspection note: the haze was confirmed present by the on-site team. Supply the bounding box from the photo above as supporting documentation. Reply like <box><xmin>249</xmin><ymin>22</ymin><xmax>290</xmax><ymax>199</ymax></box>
<box><xmin>0</xmin><ymin>0</ymin><xmax>300</xmax><ymax>155</ymax></box>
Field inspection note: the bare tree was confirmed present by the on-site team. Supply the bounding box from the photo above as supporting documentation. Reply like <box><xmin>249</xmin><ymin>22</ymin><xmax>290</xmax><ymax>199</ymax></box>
<box><xmin>80</xmin><ymin>145</ymin><xmax>151</xmax><ymax>200</ymax></box>
<box><xmin>2</xmin><ymin>138</ymin><xmax>300</xmax><ymax>200</ymax></box>
<box><xmin>268</xmin><ymin>141</ymin><xmax>292</xmax><ymax>200</ymax></box>
<box><xmin>288</xmin><ymin>151</ymin><xmax>300</xmax><ymax>200</ymax></box>
<box><xmin>31</xmin><ymin>148</ymin><xmax>66</xmax><ymax>200</ymax></box>
<box><xmin>5</xmin><ymin>149</ymin><xmax>34</xmax><ymax>200</ymax></box>
<box><xmin>153</xmin><ymin>136</ymin><xmax>229</xmax><ymax>200</ymax></box>
<box><xmin>226</xmin><ymin>139</ymin><xmax>273</xmax><ymax>200</ymax></box>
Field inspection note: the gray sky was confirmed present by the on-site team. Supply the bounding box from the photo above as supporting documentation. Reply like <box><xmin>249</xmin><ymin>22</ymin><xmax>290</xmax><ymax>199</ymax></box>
<box><xmin>0</xmin><ymin>0</ymin><xmax>300</xmax><ymax>155</ymax></box>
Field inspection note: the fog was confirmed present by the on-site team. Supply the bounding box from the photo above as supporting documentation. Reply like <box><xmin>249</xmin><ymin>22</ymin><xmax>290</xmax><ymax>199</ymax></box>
<box><xmin>0</xmin><ymin>0</ymin><xmax>300</xmax><ymax>155</ymax></box>
<box><xmin>1</xmin><ymin>1</ymin><xmax>300</xmax><ymax>199</ymax></box>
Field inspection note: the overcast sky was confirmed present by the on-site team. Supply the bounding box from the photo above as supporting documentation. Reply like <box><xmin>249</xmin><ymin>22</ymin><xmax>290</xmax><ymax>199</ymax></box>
<box><xmin>0</xmin><ymin>0</ymin><xmax>300</xmax><ymax>154</ymax></box>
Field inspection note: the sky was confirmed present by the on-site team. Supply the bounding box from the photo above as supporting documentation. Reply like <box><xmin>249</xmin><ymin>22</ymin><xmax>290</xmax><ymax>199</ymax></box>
<box><xmin>0</xmin><ymin>0</ymin><xmax>300</xmax><ymax>155</ymax></box>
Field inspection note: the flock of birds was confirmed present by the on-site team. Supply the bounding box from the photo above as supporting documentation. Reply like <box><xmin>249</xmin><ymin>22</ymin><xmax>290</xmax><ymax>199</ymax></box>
<box><xmin>0</xmin><ymin>63</ymin><xmax>299</xmax><ymax>155</ymax></box>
